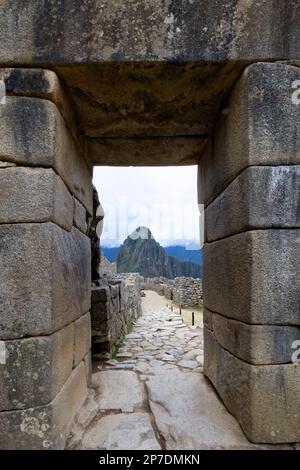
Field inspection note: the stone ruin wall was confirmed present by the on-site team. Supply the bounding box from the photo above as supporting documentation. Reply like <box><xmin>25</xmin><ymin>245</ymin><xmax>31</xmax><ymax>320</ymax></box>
<box><xmin>173</xmin><ymin>277</ymin><xmax>203</xmax><ymax>308</ymax></box>
<box><xmin>91</xmin><ymin>273</ymin><xmax>142</xmax><ymax>359</ymax></box>
<box><xmin>141</xmin><ymin>276</ymin><xmax>203</xmax><ymax>308</ymax></box>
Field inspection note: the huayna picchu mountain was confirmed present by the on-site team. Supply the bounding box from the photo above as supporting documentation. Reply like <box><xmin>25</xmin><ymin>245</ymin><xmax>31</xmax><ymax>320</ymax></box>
<box><xmin>116</xmin><ymin>227</ymin><xmax>201</xmax><ymax>279</ymax></box>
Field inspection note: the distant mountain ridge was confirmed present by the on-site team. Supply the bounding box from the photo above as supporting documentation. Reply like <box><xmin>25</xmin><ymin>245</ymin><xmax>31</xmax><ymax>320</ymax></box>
<box><xmin>102</xmin><ymin>246</ymin><xmax>120</xmax><ymax>262</ymax></box>
<box><xmin>164</xmin><ymin>245</ymin><xmax>202</xmax><ymax>265</ymax></box>
<box><xmin>102</xmin><ymin>244</ymin><xmax>202</xmax><ymax>265</ymax></box>
<box><xmin>114</xmin><ymin>227</ymin><xmax>202</xmax><ymax>279</ymax></box>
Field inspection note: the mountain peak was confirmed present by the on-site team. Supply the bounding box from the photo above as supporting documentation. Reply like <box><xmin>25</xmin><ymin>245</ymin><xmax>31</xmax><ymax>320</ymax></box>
<box><xmin>116</xmin><ymin>228</ymin><xmax>201</xmax><ymax>279</ymax></box>
<box><xmin>128</xmin><ymin>226</ymin><xmax>154</xmax><ymax>241</ymax></box>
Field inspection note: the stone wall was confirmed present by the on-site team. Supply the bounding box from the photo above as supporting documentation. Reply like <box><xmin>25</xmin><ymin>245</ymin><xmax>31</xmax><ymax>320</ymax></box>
<box><xmin>141</xmin><ymin>277</ymin><xmax>171</xmax><ymax>296</ymax></box>
<box><xmin>0</xmin><ymin>69</ymin><xmax>92</xmax><ymax>449</ymax></box>
<box><xmin>141</xmin><ymin>276</ymin><xmax>202</xmax><ymax>308</ymax></box>
<box><xmin>173</xmin><ymin>277</ymin><xmax>203</xmax><ymax>308</ymax></box>
<box><xmin>91</xmin><ymin>273</ymin><xmax>142</xmax><ymax>359</ymax></box>
<box><xmin>199</xmin><ymin>63</ymin><xmax>300</xmax><ymax>444</ymax></box>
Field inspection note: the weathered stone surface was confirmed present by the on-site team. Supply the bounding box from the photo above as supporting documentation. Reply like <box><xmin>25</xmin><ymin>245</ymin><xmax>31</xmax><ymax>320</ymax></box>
<box><xmin>81</xmin><ymin>413</ymin><xmax>160</xmax><ymax>450</ymax></box>
<box><xmin>0</xmin><ymin>2</ymin><xmax>299</xmax><ymax>144</ymax></box>
<box><xmin>66</xmin><ymin>390</ymin><xmax>99</xmax><ymax>449</ymax></box>
<box><xmin>0</xmin><ymin>223</ymin><xmax>91</xmax><ymax>339</ymax></box>
<box><xmin>89</xmin><ymin>136</ymin><xmax>207</xmax><ymax>166</ymax></box>
<box><xmin>0</xmin><ymin>167</ymin><xmax>73</xmax><ymax>230</ymax></box>
<box><xmin>203</xmin><ymin>325</ymin><xmax>218</xmax><ymax>386</ymax></box>
<box><xmin>83</xmin><ymin>352</ymin><xmax>92</xmax><ymax>387</ymax></box>
<box><xmin>73</xmin><ymin>198</ymin><xmax>87</xmax><ymax>234</ymax></box>
<box><xmin>92</xmin><ymin>370</ymin><xmax>145</xmax><ymax>413</ymax></box>
<box><xmin>91</xmin><ymin>276</ymin><xmax>142</xmax><ymax>357</ymax></box>
<box><xmin>205</xmin><ymin>166</ymin><xmax>300</xmax><ymax>242</ymax></box>
<box><xmin>0</xmin><ymin>323</ymin><xmax>74</xmax><ymax>411</ymax></box>
<box><xmin>0</xmin><ymin>362</ymin><xmax>87</xmax><ymax>450</ymax></box>
<box><xmin>203</xmin><ymin>229</ymin><xmax>300</xmax><ymax>325</ymax></box>
<box><xmin>73</xmin><ymin>313</ymin><xmax>91</xmax><ymax>367</ymax></box>
<box><xmin>2</xmin><ymin>1</ymin><xmax>297</xmax><ymax>65</ymax></box>
<box><xmin>212</xmin><ymin>313</ymin><xmax>300</xmax><ymax>365</ymax></box>
<box><xmin>0</xmin><ymin>68</ymin><xmax>85</xmax><ymax>155</ymax></box>
<box><xmin>204</xmin><ymin>328</ymin><xmax>300</xmax><ymax>443</ymax></box>
<box><xmin>0</xmin><ymin>96</ymin><xmax>92</xmax><ymax>212</ymax></box>
<box><xmin>91</xmin><ymin>286</ymin><xmax>110</xmax><ymax>303</ymax></box>
<box><xmin>203</xmin><ymin>308</ymin><xmax>213</xmax><ymax>331</ymax></box>
<box><xmin>199</xmin><ymin>63</ymin><xmax>300</xmax><ymax>205</ymax></box>
<box><xmin>0</xmin><ymin>161</ymin><xmax>16</xmax><ymax>168</ymax></box>
<box><xmin>147</xmin><ymin>369</ymin><xmax>264</xmax><ymax>449</ymax></box>
<box><xmin>177</xmin><ymin>359</ymin><xmax>198</xmax><ymax>369</ymax></box>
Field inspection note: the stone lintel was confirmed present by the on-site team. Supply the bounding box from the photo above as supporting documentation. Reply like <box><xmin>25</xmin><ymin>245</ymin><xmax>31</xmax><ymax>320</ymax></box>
<box><xmin>89</xmin><ymin>136</ymin><xmax>208</xmax><ymax>166</ymax></box>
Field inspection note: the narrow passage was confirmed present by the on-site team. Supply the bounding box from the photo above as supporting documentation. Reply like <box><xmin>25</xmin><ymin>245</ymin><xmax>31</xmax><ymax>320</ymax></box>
<box><xmin>71</xmin><ymin>291</ymin><xmax>279</xmax><ymax>450</ymax></box>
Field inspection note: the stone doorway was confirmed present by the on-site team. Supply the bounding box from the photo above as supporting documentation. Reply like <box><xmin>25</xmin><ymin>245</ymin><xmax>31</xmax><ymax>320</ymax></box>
<box><xmin>0</xmin><ymin>61</ymin><xmax>299</xmax><ymax>449</ymax></box>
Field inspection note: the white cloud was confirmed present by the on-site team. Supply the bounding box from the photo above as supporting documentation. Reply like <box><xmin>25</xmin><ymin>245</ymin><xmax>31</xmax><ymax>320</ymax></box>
<box><xmin>93</xmin><ymin>166</ymin><xmax>200</xmax><ymax>248</ymax></box>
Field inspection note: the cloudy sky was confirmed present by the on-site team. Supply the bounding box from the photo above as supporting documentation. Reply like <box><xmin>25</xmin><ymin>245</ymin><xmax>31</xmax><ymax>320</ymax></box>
<box><xmin>93</xmin><ymin>166</ymin><xmax>200</xmax><ymax>249</ymax></box>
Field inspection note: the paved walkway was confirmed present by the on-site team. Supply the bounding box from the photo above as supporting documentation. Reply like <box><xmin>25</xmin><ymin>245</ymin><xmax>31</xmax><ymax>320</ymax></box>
<box><xmin>70</xmin><ymin>291</ymin><xmax>282</xmax><ymax>450</ymax></box>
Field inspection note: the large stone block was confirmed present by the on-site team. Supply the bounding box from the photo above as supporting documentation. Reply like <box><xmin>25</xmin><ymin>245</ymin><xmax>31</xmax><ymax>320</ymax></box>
<box><xmin>91</xmin><ymin>302</ymin><xmax>111</xmax><ymax>330</ymax></box>
<box><xmin>0</xmin><ymin>323</ymin><xmax>74</xmax><ymax>411</ymax></box>
<box><xmin>1</xmin><ymin>1</ymin><xmax>297</xmax><ymax>65</ymax></box>
<box><xmin>0</xmin><ymin>167</ymin><xmax>73</xmax><ymax>230</ymax></box>
<box><xmin>1</xmin><ymin>68</ymin><xmax>85</xmax><ymax>155</ymax></box>
<box><xmin>203</xmin><ymin>308</ymin><xmax>213</xmax><ymax>331</ymax></box>
<box><xmin>199</xmin><ymin>63</ymin><xmax>300</xmax><ymax>205</ymax></box>
<box><xmin>89</xmin><ymin>136</ymin><xmax>207</xmax><ymax>166</ymax></box>
<box><xmin>0</xmin><ymin>96</ymin><xmax>92</xmax><ymax>213</ymax></box>
<box><xmin>204</xmin><ymin>328</ymin><xmax>300</xmax><ymax>443</ymax></box>
<box><xmin>212</xmin><ymin>312</ymin><xmax>300</xmax><ymax>365</ymax></box>
<box><xmin>73</xmin><ymin>197</ymin><xmax>88</xmax><ymax>234</ymax></box>
<box><xmin>73</xmin><ymin>313</ymin><xmax>91</xmax><ymax>367</ymax></box>
<box><xmin>203</xmin><ymin>229</ymin><xmax>300</xmax><ymax>325</ymax></box>
<box><xmin>205</xmin><ymin>166</ymin><xmax>300</xmax><ymax>241</ymax></box>
<box><xmin>0</xmin><ymin>223</ymin><xmax>91</xmax><ymax>339</ymax></box>
<box><xmin>91</xmin><ymin>286</ymin><xmax>110</xmax><ymax>303</ymax></box>
<box><xmin>0</xmin><ymin>362</ymin><xmax>87</xmax><ymax>450</ymax></box>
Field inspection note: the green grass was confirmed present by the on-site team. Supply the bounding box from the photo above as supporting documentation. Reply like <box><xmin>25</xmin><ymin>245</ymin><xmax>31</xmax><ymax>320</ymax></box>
<box><xmin>127</xmin><ymin>322</ymin><xmax>134</xmax><ymax>334</ymax></box>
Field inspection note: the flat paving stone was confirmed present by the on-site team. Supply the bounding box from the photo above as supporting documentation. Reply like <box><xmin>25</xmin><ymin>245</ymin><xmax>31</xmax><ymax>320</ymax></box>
<box><xmin>146</xmin><ymin>370</ymin><xmax>272</xmax><ymax>450</ymax></box>
<box><xmin>177</xmin><ymin>359</ymin><xmax>198</xmax><ymax>369</ymax></box>
<box><xmin>92</xmin><ymin>370</ymin><xmax>144</xmax><ymax>412</ymax></box>
<box><xmin>81</xmin><ymin>413</ymin><xmax>161</xmax><ymax>450</ymax></box>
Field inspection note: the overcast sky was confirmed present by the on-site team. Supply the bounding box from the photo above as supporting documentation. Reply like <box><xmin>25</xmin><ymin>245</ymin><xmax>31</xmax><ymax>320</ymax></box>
<box><xmin>93</xmin><ymin>166</ymin><xmax>200</xmax><ymax>249</ymax></box>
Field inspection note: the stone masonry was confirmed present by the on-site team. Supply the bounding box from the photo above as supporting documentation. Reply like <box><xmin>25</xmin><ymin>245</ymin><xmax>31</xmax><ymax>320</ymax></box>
<box><xmin>91</xmin><ymin>274</ymin><xmax>142</xmax><ymax>359</ymax></box>
<box><xmin>1</xmin><ymin>1</ymin><xmax>300</xmax><ymax>450</ymax></box>
<box><xmin>0</xmin><ymin>69</ymin><xmax>92</xmax><ymax>449</ymax></box>
<box><xmin>199</xmin><ymin>62</ymin><xmax>300</xmax><ymax>444</ymax></box>
<box><xmin>141</xmin><ymin>277</ymin><xmax>203</xmax><ymax>308</ymax></box>
<box><xmin>173</xmin><ymin>277</ymin><xmax>203</xmax><ymax>308</ymax></box>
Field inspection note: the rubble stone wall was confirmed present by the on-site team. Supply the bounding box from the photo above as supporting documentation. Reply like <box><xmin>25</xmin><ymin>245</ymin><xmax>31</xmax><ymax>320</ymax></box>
<box><xmin>173</xmin><ymin>277</ymin><xmax>203</xmax><ymax>308</ymax></box>
<box><xmin>91</xmin><ymin>273</ymin><xmax>142</xmax><ymax>359</ymax></box>
<box><xmin>141</xmin><ymin>276</ymin><xmax>202</xmax><ymax>308</ymax></box>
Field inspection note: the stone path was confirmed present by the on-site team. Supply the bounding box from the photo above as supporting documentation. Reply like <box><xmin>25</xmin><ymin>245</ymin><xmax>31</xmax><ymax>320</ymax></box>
<box><xmin>69</xmin><ymin>291</ymin><xmax>286</xmax><ymax>450</ymax></box>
